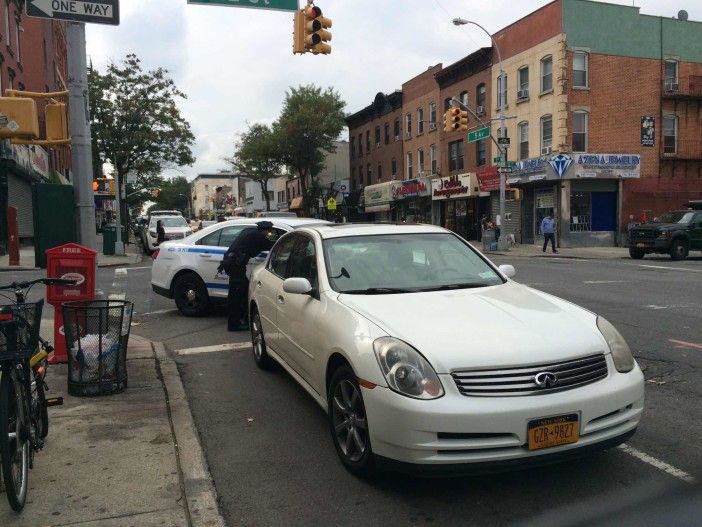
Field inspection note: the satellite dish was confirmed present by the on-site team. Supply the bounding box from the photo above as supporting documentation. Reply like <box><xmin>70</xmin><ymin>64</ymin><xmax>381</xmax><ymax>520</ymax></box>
<box><xmin>678</xmin><ymin>10</ymin><xmax>688</xmax><ymax>21</ymax></box>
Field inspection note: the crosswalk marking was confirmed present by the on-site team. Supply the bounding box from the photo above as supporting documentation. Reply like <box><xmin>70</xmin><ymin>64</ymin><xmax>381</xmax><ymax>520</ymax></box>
<box><xmin>175</xmin><ymin>342</ymin><xmax>252</xmax><ymax>355</ymax></box>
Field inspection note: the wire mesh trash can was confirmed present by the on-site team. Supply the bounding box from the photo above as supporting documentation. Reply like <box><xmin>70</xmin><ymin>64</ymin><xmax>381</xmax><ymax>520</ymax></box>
<box><xmin>482</xmin><ymin>229</ymin><xmax>496</xmax><ymax>251</ymax></box>
<box><xmin>62</xmin><ymin>300</ymin><xmax>133</xmax><ymax>396</ymax></box>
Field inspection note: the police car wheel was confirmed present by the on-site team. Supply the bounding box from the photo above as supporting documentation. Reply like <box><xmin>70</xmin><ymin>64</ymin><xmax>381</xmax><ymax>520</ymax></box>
<box><xmin>173</xmin><ymin>273</ymin><xmax>209</xmax><ymax>317</ymax></box>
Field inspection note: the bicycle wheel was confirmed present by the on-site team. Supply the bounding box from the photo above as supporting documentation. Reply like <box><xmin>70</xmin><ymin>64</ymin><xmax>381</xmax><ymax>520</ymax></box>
<box><xmin>0</xmin><ymin>367</ymin><xmax>30</xmax><ymax>511</ymax></box>
<box><xmin>33</xmin><ymin>375</ymin><xmax>49</xmax><ymax>440</ymax></box>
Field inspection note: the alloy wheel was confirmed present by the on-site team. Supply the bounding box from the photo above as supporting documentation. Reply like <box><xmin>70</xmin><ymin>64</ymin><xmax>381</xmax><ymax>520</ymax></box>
<box><xmin>331</xmin><ymin>380</ymin><xmax>368</xmax><ymax>463</ymax></box>
<box><xmin>252</xmin><ymin>314</ymin><xmax>263</xmax><ymax>361</ymax></box>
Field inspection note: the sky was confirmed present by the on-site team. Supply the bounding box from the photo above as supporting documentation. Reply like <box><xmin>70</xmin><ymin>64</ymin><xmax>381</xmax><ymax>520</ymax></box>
<box><xmin>85</xmin><ymin>0</ymin><xmax>702</xmax><ymax>181</ymax></box>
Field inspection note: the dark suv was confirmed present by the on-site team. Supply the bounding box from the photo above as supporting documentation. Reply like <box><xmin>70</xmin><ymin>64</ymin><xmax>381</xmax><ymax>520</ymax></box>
<box><xmin>628</xmin><ymin>203</ymin><xmax>702</xmax><ymax>261</ymax></box>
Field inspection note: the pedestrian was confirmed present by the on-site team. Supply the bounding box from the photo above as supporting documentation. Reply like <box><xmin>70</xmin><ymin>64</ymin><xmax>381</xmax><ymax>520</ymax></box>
<box><xmin>156</xmin><ymin>220</ymin><xmax>166</xmax><ymax>246</ymax></box>
<box><xmin>495</xmin><ymin>214</ymin><xmax>501</xmax><ymax>244</ymax></box>
<box><xmin>218</xmin><ymin>221</ymin><xmax>274</xmax><ymax>331</ymax></box>
<box><xmin>541</xmin><ymin>211</ymin><xmax>558</xmax><ymax>253</ymax></box>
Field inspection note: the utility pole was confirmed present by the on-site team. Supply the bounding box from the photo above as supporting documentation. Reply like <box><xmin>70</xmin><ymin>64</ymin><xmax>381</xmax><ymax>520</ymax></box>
<box><xmin>67</xmin><ymin>22</ymin><xmax>97</xmax><ymax>250</ymax></box>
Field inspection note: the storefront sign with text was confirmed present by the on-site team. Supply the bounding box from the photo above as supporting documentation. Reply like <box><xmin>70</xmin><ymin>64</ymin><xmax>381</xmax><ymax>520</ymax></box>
<box><xmin>432</xmin><ymin>174</ymin><xmax>472</xmax><ymax>200</ymax></box>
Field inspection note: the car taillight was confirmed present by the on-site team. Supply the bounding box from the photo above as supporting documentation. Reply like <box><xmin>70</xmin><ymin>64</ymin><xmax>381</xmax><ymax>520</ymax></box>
<box><xmin>152</xmin><ymin>249</ymin><xmax>160</xmax><ymax>260</ymax></box>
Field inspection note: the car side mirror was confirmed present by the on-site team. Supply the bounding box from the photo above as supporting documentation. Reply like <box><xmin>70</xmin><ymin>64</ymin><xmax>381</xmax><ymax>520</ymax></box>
<box><xmin>282</xmin><ymin>277</ymin><xmax>313</xmax><ymax>295</ymax></box>
<box><xmin>498</xmin><ymin>264</ymin><xmax>516</xmax><ymax>278</ymax></box>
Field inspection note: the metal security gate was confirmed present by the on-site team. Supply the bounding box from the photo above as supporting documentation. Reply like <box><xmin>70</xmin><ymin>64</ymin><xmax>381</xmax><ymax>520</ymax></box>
<box><xmin>7</xmin><ymin>174</ymin><xmax>34</xmax><ymax>238</ymax></box>
<box><xmin>522</xmin><ymin>188</ymin><xmax>535</xmax><ymax>244</ymax></box>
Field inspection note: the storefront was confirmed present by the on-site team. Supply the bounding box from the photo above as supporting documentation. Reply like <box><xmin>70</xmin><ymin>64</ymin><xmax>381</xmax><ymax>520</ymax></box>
<box><xmin>476</xmin><ymin>166</ymin><xmax>518</xmax><ymax>242</ymax></box>
<box><xmin>431</xmin><ymin>173</ymin><xmax>485</xmax><ymax>240</ymax></box>
<box><xmin>507</xmin><ymin>153</ymin><xmax>640</xmax><ymax>247</ymax></box>
<box><xmin>392</xmin><ymin>177</ymin><xmax>432</xmax><ymax>223</ymax></box>
<box><xmin>363</xmin><ymin>180</ymin><xmax>400</xmax><ymax>221</ymax></box>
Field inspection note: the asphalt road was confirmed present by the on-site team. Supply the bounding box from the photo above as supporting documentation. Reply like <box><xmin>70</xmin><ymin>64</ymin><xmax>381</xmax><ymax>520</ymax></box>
<box><xmin>3</xmin><ymin>253</ymin><xmax>700</xmax><ymax>525</ymax></box>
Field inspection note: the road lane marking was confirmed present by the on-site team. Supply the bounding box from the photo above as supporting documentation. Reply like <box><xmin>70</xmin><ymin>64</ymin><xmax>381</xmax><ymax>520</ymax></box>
<box><xmin>137</xmin><ymin>308</ymin><xmax>179</xmax><ymax>316</ymax></box>
<box><xmin>114</xmin><ymin>268</ymin><xmax>128</xmax><ymax>276</ymax></box>
<box><xmin>669</xmin><ymin>339</ymin><xmax>702</xmax><ymax>350</ymax></box>
<box><xmin>175</xmin><ymin>342</ymin><xmax>252</xmax><ymax>355</ymax></box>
<box><xmin>583</xmin><ymin>280</ymin><xmax>625</xmax><ymax>284</ymax></box>
<box><xmin>646</xmin><ymin>304</ymin><xmax>693</xmax><ymax>310</ymax></box>
<box><xmin>638</xmin><ymin>265</ymin><xmax>702</xmax><ymax>273</ymax></box>
<box><xmin>618</xmin><ymin>444</ymin><xmax>696</xmax><ymax>484</ymax></box>
<box><xmin>108</xmin><ymin>293</ymin><xmax>126</xmax><ymax>300</ymax></box>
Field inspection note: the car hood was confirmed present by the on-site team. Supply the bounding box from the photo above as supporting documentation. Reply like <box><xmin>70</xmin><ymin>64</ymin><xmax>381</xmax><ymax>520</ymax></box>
<box><xmin>337</xmin><ymin>282</ymin><xmax>606</xmax><ymax>373</ymax></box>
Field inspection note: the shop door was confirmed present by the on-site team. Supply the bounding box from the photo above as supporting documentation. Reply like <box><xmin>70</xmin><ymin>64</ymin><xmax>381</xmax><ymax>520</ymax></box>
<box><xmin>522</xmin><ymin>188</ymin><xmax>535</xmax><ymax>244</ymax></box>
<box><xmin>455</xmin><ymin>200</ymin><xmax>470</xmax><ymax>239</ymax></box>
<box><xmin>591</xmin><ymin>192</ymin><xmax>617</xmax><ymax>231</ymax></box>
<box><xmin>535</xmin><ymin>188</ymin><xmax>555</xmax><ymax>237</ymax></box>
<box><xmin>8</xmin><ymin>174</ymin><xmax>34</xmax><ymax>237</ymax></box>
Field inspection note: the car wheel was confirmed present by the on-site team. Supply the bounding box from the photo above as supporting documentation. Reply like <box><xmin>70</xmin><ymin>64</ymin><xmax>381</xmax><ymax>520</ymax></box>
<box><xmin>250</xmin><ymin>308</ymin><xmax>274</xmax><ymax>370</ymax></box>
<box><xmin>628</xmin><ymin>247</ymin><xmax>645</xmax><ymax>259</ymax></box>
<box><xmin>669</xmin><ymin>239</ymin><xmax>688</xmax><ymax>261</ymax></box>
<box><xmin>328</xmin><ymin>365</ymin><xmax>376</xmax><ymax>478</ymax></box>
<box><xmin>173</xmin><ymin>273</ymin><xmax>209</xmax><ymax>317</ymax></box>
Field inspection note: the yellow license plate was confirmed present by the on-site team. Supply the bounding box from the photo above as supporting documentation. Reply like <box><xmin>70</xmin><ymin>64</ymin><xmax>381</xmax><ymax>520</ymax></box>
<box><xmin>636</xmin><ymin>242</ymin><xmax>646</xmax><ymax>248</ymax></box>
<box><xmin>528</xmin><ymin>414</ymin><xmax>579</xmax><ymax>451</ymax></box>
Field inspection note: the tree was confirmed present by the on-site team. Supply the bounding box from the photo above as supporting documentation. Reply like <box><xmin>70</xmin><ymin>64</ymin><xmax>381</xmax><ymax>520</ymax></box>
<box><xmin>148</xmin><ymin>176</ymin><xmax>192</xmax><ymax>216</ymax></box>
<box><xmin>273</xmin><ymin>85</ymin><xmax>346</xmax><ymax>214</ymax></box>
<box><xmin>89</xmin><ymin>54</ymin><xmax>195</xmax><ymax>223</ymax></box>
<box><xmin>228</xmin><ymin>123</ymin><xmax>283</xmax><ymax>213</ymax></box>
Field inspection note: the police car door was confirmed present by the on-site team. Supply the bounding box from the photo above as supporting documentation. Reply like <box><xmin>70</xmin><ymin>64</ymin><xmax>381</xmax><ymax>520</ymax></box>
<box><xmin>194</xmin><ymin>224</ymin><xmax>253</xmax><ymax>299</ymax></box>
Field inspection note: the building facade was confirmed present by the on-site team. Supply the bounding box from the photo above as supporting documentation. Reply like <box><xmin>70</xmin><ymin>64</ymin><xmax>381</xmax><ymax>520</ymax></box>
<box><xmin>190</xmin><ymin>174</ymin><xmax>248</xmax><ymax>217</ymax></box>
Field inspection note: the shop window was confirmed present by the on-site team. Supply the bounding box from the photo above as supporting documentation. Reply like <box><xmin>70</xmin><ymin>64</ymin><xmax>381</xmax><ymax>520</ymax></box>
<box><xmin>572</xmin><ymin>111</ymin><xmax>588</xmax><ymax>152</ymax></box>
<box><xmin>540</xmin><ymin>114</ymin><xmax>552</xmax><ymax>154</ymax></box>
<box><xmin>570</xmin><ymin>191</ymin><xmax>591</xmax><ymax>232</ymax></box>
<box><xmin>448</xmin><ymin>140</ymin><xmax>464</xmax><ymax>172</ymax></box>
<box><xmin>476</xmin><ymin>139</ymin><xmax>486</xmax><ymax>167</ymax></box>
<box><xmin>663</xmin><ymin>115</ymin><xmax>677</xmax><ymax>154</ymax></box>
<box><xmin>570</xmin><ymin>191</ymin><xmax>616</xmax><ymax>232</ymax></box>
<box><xmin>573</xmin><ymin>51</ymin><xmax>588</xmax><ymax>88</ymax></box>
<box><xmin>518</xmin><ymin>121</ymin><xmax>529</xmax><ymax>160</ymax></box>
<box><xmin>541</xmin><ymin>55</ymin><xmax>553</xmax><ymax>93</ymax></box>
<box><xmin>406</xmin><ymin>152</ymin><xmax>413</xmax><ymax>179</ymax></box>
<box><xmin>417</xmin><ymin>108</ymin><xmax>424</xmax><ymax>134</ymax></box>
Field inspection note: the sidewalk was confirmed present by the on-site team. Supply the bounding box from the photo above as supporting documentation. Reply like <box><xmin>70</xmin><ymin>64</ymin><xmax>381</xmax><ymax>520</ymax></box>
<box><xmin>471</xmin><ymin>241</ymin><xmax>630</xmax><ymax>260</ymax></box>
<box><xmin>0</xmin><ymin>233</ymin><xmax>142</xmax><ymax>271</ymax></box>
<box><xmin>0</xmin><ymin>335</ymin><xmax>225</xmax><ymax>527</ymax></box>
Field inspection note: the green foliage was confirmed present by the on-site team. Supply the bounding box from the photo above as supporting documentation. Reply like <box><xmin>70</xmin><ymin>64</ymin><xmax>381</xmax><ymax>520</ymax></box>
<box><xmin>148</xmin><ymin>176</ymin><xmax>192</xmax><ymax>216</ymax></box>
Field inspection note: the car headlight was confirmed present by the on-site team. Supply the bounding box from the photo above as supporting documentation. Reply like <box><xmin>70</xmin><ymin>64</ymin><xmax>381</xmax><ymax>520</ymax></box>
<box><xmin>597</xmin><ymin>316</ymin><xmax>634</xmax><ymax>373</ymax></box>
<box><xmin>373</xmin><ymin>337</ymin><xmax>444</xmax><ymax>399</ymax></box>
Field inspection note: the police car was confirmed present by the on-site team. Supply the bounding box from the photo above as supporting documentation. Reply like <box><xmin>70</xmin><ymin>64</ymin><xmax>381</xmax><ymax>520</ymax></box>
<box><xmin>151</xmin><ymin>217</ymin><xmax>327</xmax><ymax>316</ymax></box>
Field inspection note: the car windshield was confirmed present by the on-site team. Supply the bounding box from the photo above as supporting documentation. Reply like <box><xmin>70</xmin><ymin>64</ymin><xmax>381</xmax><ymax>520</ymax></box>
<box><xmin>151</xmin><ymin>216</ymin><xmax>188</xmax><ymax>228</ymax></box>
<box><xmin>323</xmin><ymin>233</ymin><xmax>503</xmax><ymax>294</ymax></box>
<box><xmin>657</xmin><ymin>211</ymin><xmax>694</xmax><ymax>224</ymax></box>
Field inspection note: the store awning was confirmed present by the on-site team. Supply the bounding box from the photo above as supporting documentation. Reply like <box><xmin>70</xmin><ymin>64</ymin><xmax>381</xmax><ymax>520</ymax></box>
<box><xmin>364</xmin><ymin>181</ymin><xmax>399</xmax><ymax>212</ymax></box>
<box><xmin>290</xmin><ymin>196</ymin><xmax>304</xmax><ymax>210</ymax></box>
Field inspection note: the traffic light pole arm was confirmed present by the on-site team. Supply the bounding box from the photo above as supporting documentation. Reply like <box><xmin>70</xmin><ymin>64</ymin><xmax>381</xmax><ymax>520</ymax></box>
<box><xmin>10</xmin><ymin>138</ymin><xmax>72</xmax><ymax>146</ymax></box>
<box><xmin>5</xmin><ymin>89</ymin><xmax>70</xmax><ymax>99</ymax></box>
<box><xmin>450</xmin><ymin>97</ymin><xmax>502</xmax><ymax>153</ymax></box>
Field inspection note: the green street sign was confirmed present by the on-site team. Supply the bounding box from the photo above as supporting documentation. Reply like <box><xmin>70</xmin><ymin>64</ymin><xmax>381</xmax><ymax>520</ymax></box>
<box><xmin>493</xmin><ymin>156</ymin><xmax>502</xmax><ymax>163</ymax></box>
<box><xmin>187</xmin><ymin>0</ymin><xmax>298</xmax><ymax>12</ymax></box>
<box><xmin>508</xmin><ymin>161</ymin><xmax>517</xmax><ymax>167</ymax></box>
<box><xmin>468</xmin><ymin>126</ymin><xmax>490</xmax><ymax>143</ymax></box>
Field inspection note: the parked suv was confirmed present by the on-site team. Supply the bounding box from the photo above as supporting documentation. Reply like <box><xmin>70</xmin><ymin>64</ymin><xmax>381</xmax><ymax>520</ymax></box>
<box><xmin>628</xmin><ymin>205</ymin><xmax>702</xmax><ymax>261</ymax></box>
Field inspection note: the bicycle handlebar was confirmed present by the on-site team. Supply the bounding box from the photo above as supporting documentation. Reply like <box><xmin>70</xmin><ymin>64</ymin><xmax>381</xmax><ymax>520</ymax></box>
<box><xmin>0</xmin><ymin>277</ymin><xmax>78</xmax><ymax>291</ymax></box>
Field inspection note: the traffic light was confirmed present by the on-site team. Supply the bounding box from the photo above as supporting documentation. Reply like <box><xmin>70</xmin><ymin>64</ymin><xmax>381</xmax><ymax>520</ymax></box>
<box><xmin>442</xmin><ymin>109</ymin><xmax>452</xmax><ymax>133</ymax></box>
<box><xmin>92</xmin><ymin>180</ymin><xmax>99</xmax><ymax>192</ymax></box>
<box><xmin>45</xmin><ymin>102</ymin><xmax>69</xmax><ymax>141</ymax></box>
<box><xmin>293</xmin><ymin>4</ymin><xmax>332</xmax><ymax>55</ymax></box>
<box><xmin>151</xmin><ymin>188</ymin><xmax>161</xmax><ymax>198</ymax></box>
<box><xmin>448</xmin><ymin>107</ymin><xmax>461</xmax><ymax>131</ymax></box>
<box><xmin>0</xmin><ymin>97</ymin><xmax>39</xmax><ymax>139</ymax></box>
<box><xmin>457</xmin><ymin>109</ymin><xmax>468</xmax><ymax>131</ymax></box>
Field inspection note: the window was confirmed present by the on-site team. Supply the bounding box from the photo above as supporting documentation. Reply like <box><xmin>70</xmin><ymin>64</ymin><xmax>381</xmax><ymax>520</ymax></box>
<box><xmin>384</xmin><ymin>123</ymin><xmax>390</xmax><ymax>144</ymax></box>
<box><xmin>4</xmin><ymin>3</ymin><xmax>10</xmax><ymax>50</ymax></box>
<box><xmin>269</xmin><ymin>234</ymin><xmax>298</xmax><ymax>278</ymax></box>
<box><xmin>476</xmin><ymin>84</ymin><xmax>486</xmax><ymax>111</ymax></box>
<box><xmin>665</xmin><ymin>60</ymin><xmax>678</xmax><ymax>91</ymax></box>
<box><xmin>460</xmin><ymin>90</ymin><xmax>468</xmax><ymax>107</ymax></box>
<box><xmin>540</xmin><ymin>114</ymin><xmax>553</xmax><ymax>152</ymax></box>
<box><xmin>448</xmin><ymin>140</ymin><xmax>464</xmax><ymax>172</ymax></box>
<box><xmin>365</xmin><ymin>130</ymin><xmax>370</xmax><ymax>152</ymax></box>
<box><xmin>15</xmin><ymin>18</ymin><xmax>20</xmax><ymax>62</ymax></box>
<box><xmin>430</xmin><ymin>144</ymin><xmax>437</xmax><ymax>174</ymax></box>
<box><xmin>198</xmin><ymin>225</ymin><xmax>247</xmax><ymax>247</ymax></box>
<box><xmin>497</xmin><ymin>74</ymin><xmax>507</xmax><ymax>108</ymax></box>
<box><xmin>375</xmin><ymin>126</ymin><xmax>381</xmax><ymax>147</ymax></box>
<box><xmin>573</xmin><ymin>51</ymin><xmax>588</xmax><ymax>88</ymax></box>
<box><xmin>518</xmin><ymin>66</ymin><xmax>529</xmax><ymax>97</ymax></box>
<box><xmin>350</xmin><ymin>137</ymin><xmax>355</xmax><ymax>158</ymax></box>
<box><xmin>418</xmin><ymin>148</ymin><xmax>425</xmax><ymax>175</ymax></box>
<box><xmin>377</xmin><ymin>164</ymin><xmax>382</xmax><ymax>181</ymax></box>
<box><xmin>358</xmin><ymin>134</ymin><xmax>363</xmax><ymax>155</ymax></box>
<box><xmin>405</xmin><ymin>113</ymin><xmax>412</xmax><ymax>136</ymax></box>
<box><xmin>476</xmin><ymin>139</ymin><xmax>486</xmax><ymax>166</ymax></box>
<box><xmin>406</xmin><ymin>152</ymin><xmax>413</xmax><ymax>179</ymax></box>
<box><xmin>570</xmin><ymin>192</ymin><xmax>592</xmax><ymax>232</ymax></box>
<box><xmin>417</xmin><ymin>108</ymin><xmax>424</xmax><ymax>134</ymax></box>
<box><xmin>517</xmin><ymin>122</ymin><xmax>529</xmax><ymax>160</ymax></box>
<box><xmin>541</xmin><ymin>56</ymin><xmax>553</xmax><ymax>93</ymax></box>
<box><xmin>663</xmin><ymin>115</ymin><xmax>677</xmax><ymax>154</ymax></box>
<box><xmin>288</xmin><ymin>236</ymin><xmax>318</xmax><ymax>290</ymax></box>
<box><xmin>429</xmin><ymin>102</ymin><xmax>436</xmax><ymax>129</ymax></box>
<box><xmin>444</xmin><ymin>97</ymin><xmax>452</xmax><ymax>111</ymax></box>
<box><xmin>394</xmin><ymin>118</ymin><xmax>400</xmax><ymax>140</ymax></box>
<box><xmin>391</xmin><ymin>158</ymin><xmax>397</xmax><ymax>177</ymax></box>
<box><xmin>572</xmin><ymin>111</ymin><xmax>588</xmax><ymax>152</ymax></box>
<box><xmin>366</xmin><ymin>164</ymin><xmax>372</xmax><ymax>186</ymax></box>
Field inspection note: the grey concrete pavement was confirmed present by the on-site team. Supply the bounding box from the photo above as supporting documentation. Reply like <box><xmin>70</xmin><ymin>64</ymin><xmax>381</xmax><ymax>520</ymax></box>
<box><xmin>0</xmin><ymin>335</ymin><xmax>225</xmax><ymax>526</ymax></box>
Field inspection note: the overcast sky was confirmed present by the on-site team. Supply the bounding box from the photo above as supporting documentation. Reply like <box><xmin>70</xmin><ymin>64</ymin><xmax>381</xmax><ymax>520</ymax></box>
<box><xmin>85</xmin><ymin>0</ymin><xmax>700</xmax><ymax>180</ymax></box>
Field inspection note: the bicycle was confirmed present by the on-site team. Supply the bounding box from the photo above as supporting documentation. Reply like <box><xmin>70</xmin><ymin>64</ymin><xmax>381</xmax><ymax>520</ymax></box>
<box><xmin>0</xmin><ymin>277</ymin><xmax>75</xmax><ymax>512</ymax></box>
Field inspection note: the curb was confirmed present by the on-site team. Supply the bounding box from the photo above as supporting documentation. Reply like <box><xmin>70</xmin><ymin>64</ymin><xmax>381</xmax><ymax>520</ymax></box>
<box><xmin>152</xmin><ymin>341</ymin><xmax>226</xmax><ymax>527</ymax></box>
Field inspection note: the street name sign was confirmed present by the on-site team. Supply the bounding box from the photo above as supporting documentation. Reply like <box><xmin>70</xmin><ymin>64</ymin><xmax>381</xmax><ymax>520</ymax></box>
<box><xmin>468</xmin><ymin>126</ymin><xmax>490</xmax><ymax>143</ymax></box>
<box><xmin>187</xmin><ymin>0</ymin><xmax>298</xmax><ymax>12</ymax></box>
<box><xmin>497</xmin><ymin>166</ymin><xmax>513</xmax><ymax>173</ymax></box>
<box><xmin>498</xmin><ymin>137</ymin><xmax>511</xmax><ymax>145</ymax></box>
<box><xmin>27</xmin><ymin>0</ymin><xmax>120</xmax><ymax>25</ymax></box>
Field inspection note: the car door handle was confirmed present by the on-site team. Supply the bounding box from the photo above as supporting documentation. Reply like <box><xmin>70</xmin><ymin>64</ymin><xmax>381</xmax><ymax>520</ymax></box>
<box><xmin>277</xmin><ymin>295</ymin><xmax>285</xmax><ymax>304</ymax></box>
<box><xmin>199</xmin><ymin>254</ymin><xmax>212</xmax><ymax>258</ymax></box>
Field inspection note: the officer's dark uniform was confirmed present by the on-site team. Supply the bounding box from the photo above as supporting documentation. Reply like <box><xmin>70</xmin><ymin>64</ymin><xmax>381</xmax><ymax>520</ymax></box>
<box><xmin>218</xmin><ymin>221</ymin><xmax>273</xmax><ymax>331</ymax></box>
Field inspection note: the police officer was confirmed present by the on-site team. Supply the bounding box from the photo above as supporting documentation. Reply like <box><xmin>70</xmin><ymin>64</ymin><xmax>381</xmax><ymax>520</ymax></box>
<box><xmin>218</xmin><ymin>221</ymin><xmax>274</xmax><ymax>331</ymax></box>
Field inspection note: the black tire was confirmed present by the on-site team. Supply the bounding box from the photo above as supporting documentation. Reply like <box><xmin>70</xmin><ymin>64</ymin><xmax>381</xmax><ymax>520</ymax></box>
<box><xmin>0</xmin><ymin>369</ymin><xmax>30</xmax><ymax>511</ymax></box>
<box><xmin>173</xmin><ymin>273</ymin><xmax>210</xmax><ymax>317</ymax></box>
<box><xmin>34</xmin><ymin>379</ymin><xmax>49</xmax><ymax>440</ymax></box>
<box><xmin>628</xmin><ymin>247</ymin><xmax>645</xmax><ymax>259</ymax></box>
<box><xmin>328</xmin><ymin>365</ymin><xmax>376</xmax><ymax>478</ymax></box>
<box><xmin>669</xmin><ymin>239</ymin><xmax>689</xmax><ymax>261</ymax></box>
<box><xmin>250</xmin><ymin>308</ymin><xmax>275</xmax><ymax>370</ymax></box>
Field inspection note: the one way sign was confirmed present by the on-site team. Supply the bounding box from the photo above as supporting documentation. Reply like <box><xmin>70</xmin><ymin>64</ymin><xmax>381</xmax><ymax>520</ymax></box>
<box><xmin>27</xmin><ymin>0</ymin><xmax>120</xmax><ymax>25</ymax></box>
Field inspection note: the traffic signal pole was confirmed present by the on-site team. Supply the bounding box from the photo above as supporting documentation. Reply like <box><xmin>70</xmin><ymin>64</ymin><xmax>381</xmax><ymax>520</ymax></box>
<box><xmin>67</xmin><ymin>22</ymin><xmax>97</xmax><ymax>251</ymax></box>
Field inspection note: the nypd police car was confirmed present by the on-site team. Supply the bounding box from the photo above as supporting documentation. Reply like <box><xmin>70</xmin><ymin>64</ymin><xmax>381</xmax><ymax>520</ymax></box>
<box><xmin>151</xmin><ymin>217</ymin><xmax>327</xmax><ymax>316</ymax></box>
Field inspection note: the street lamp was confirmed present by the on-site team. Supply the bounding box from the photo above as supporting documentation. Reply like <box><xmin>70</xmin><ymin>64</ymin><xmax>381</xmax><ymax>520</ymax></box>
<box><xmin>453</xmin><ymin>17</ymin><xmax>508</xmax><ymax>250</ymax></box>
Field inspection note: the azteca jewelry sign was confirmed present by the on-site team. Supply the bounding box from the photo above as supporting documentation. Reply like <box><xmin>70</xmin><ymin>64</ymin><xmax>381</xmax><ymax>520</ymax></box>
<box><xmin>572</xmin><ymin>153</ymin><xmax>641</xmax><ymax>179</ymax></box>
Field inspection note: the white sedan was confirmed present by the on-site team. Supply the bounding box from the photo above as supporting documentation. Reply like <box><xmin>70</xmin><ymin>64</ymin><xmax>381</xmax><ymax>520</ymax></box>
<box><xmin>151</xmin><ymin>217</ymin><xmax>326</xmax><ymax>316</ymax></box>
<box><xmin>249</xmin><ymin>223</ymin><xmax>644</xmax><ymax>476</ymax></box>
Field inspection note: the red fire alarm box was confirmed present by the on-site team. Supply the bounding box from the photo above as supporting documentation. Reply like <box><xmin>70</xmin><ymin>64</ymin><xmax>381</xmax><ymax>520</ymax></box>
<box><xmin>45</xmin><ymin>243</ymin><xmax>97</xmax><ymax>363</ymax></box>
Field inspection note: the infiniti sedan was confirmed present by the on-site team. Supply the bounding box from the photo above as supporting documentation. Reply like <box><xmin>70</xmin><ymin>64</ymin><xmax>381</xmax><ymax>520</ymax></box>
<box><xmin>248</xmin><ymin>224</ymin><xmax>644</xmax><ymax>476</ymax></box>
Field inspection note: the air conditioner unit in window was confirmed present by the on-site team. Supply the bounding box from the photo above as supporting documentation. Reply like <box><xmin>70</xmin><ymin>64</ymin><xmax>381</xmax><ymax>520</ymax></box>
<box><xmin>476</xmin><ymin>105</ymin><xmax>485</xmax><ymax>115</ymax></box>
<box><xmin>664</xmin><ymin>79</ymin><xmax>679</xmax><ymax>92</ymax></box>
<box><xmin>517</xmin><ymin>89</ymin><xmax>529</xmax><ymax>100</ymax></box>
<box><xmin>541</xmin><ymin>146</ymin><xmax>552</xmax><ymax>155</ymax></box>
<box><xmin>429</xmin><ymin>122</ymin><xmax>436</xmax><ymax>130</ymax></box>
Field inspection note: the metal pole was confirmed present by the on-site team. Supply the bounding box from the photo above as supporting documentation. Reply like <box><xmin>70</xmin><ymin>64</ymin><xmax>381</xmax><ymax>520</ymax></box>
<box><xmin>67</xmin><ymin>22</ymin><xmax>97</xmax><ymax>250</ymax></box>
